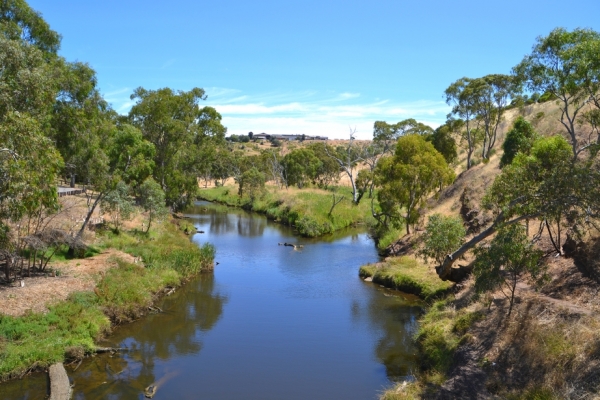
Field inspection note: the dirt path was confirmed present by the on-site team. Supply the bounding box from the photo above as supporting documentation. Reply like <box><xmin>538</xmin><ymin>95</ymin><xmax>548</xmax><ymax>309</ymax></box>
<box><xmin>516</xmin><ymin>281</ymin><xmax>595</xmax><ymax>315</ymax></box>
<box><xmin>0</xmin><ymin>249</ymin><xmax>135</xmax><ymax>317</ymax></box>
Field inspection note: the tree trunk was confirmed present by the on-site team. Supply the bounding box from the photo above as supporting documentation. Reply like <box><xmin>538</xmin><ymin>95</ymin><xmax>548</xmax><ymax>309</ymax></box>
<box><xmin>76</xmin><ymin>192</ymin><xmax>104</xmax><ymax>240</ymax></box>
<box><xmin>436</xmin><ymin>212</ymin><xmax>532</xmax><ymax>282</ymax></box>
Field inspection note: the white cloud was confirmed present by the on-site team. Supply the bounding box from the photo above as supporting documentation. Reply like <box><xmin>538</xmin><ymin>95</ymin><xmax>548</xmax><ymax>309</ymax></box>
<box><xmin>102</xmin><ymin>87</ymin><xmax>450</xmax><ymax>139</ymax></box>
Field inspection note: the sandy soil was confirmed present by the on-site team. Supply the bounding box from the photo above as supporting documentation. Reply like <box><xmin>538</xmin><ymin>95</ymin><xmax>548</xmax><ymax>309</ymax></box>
<box><xmin>0</xmin><ymin>249</ymin><xmax>135</xmax><ymax>317</ymax></box>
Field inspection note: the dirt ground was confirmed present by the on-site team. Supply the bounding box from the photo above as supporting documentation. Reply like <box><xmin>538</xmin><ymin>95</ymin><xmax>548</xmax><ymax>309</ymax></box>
<box><xmin>0</xmin><ymin>193</ymin><xmax>141</xmax><ymax>318</ymax></box>
<box><xmin>0</xmin><ymin>248</ymin><xmax>135</xmax><ymax>317</ymax></box>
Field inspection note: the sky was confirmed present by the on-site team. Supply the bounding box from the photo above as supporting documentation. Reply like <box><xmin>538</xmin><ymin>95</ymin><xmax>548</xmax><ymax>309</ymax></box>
<box><xmin>29</xmin><ymin>0</ymin><xmax>600</xmax><ymax>139</ymax></box>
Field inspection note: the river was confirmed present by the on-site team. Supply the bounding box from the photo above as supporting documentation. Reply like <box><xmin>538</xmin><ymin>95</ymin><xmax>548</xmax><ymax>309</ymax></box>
<box><xmin>1</xmin><ymin>201</ymin><xmax>421</xmax><ymax>399</ymax></box>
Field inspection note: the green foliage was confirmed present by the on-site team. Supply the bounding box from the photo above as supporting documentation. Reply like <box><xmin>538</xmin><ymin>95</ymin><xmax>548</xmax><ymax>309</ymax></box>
<box><xmin>513</xmin><ymin>27</ymin><xmax>600</xmax><ymax>158</ymax></box>
<box><xmin>129</xmin><ymin>87</ymin><xmax>226</xmax><ymax>211</ymax></box>
<box><xmin>282</xmin><ymin>148</ymin><xmax>322</xmax><ymax>188</ymax></box>
<box><xmin>101</xmin><ymin>181</ymin><xmax>134</xmax><ymax>232</ymax></box>
<box><xmin>305</xmin><ymin>142</ymin><xmax>341</xmax><ymax>188</ymax></box>
<box><xmin>237</xmin><ymin>166</ymin><xmax>266</xmax><ymax>201</ymax></box>
<box><xmin>374</xmin><ymin>134</ymin><xmax>455</xmax><ymax>234</ymax></box>
<box><xmin>0</xmin><ymin>0</ymin><xmax>61</xmax><ymax>54</ymax></box>
<box><xmin>108</xmin><ymin>123</ymin><xmax>155</xmax><ymax>187</ymax></box>
<box><xmin>500</xmin><ymin>117</ymin><xmax>539</xmax><ymax>167</ymax></box>
<box><xmin>473</xmin><ymin>224</ymin><xmax>544</xmax><ymax>317</ymax></box>
<box><xmin>427</xmin><ymin>124</ymin><xmax>458</xmax><ymax>164</ymax></box>
<box><xmin>420</xmin><ymin>214</ymin><xmax>466</xmax><ymax>265</ymax></box>
<box><xmin>138</xmin><ymin>177</ymin><xmax>168</xmax><ymax>232</ymax></box>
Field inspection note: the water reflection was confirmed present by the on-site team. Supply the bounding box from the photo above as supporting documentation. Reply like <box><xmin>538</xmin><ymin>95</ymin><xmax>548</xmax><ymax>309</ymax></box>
<box><xmin>237</xmin><ymin>214</ymin><xmax>266</xmax><ymax>237</ymax></box>
<box><xmin>352</xmin><ymin>287</ymin><xmax>421</xmax><ymax>379</ymax></box>
<box><xmin>2</xmin><ymin>201</ymin><xmax>421</xmax><ymax>399</ymax></box>
<box><xmin>70</xmin><ymin>273</ymin><xmax>227</xmax><ymax>399</ymax></box>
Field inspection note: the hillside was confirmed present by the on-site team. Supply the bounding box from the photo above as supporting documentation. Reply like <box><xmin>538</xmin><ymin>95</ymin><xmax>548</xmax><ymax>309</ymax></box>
<box><xmin>381</xmin><ymin>100</ymin><xmax>600</xmax><ymax>399</ymax></box>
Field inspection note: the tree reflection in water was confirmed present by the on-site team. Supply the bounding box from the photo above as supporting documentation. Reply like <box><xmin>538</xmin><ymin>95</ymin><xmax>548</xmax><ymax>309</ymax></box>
<box><xmin>70</xmin><ymin>273</ymin><xmax>227</xmax><ymax>399</ymax></box>
<box><xmin>351</xmin><ymin>287</ymin><xmax>422</xmax><ymax>380</ymax></box>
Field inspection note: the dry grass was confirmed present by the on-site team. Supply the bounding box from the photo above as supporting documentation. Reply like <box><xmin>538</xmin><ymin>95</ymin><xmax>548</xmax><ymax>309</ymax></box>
<box><xmin>484</xmin><ymin>299</ymin><xmax>600</xmax><ymax>399</ymax></box>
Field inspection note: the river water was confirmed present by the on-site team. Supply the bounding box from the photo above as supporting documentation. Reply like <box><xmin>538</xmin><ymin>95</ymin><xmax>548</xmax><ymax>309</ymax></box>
<box><xmin>1</xmin><ymin>201</ymin><xmax>421</xmax><ymax>399</ymax></box>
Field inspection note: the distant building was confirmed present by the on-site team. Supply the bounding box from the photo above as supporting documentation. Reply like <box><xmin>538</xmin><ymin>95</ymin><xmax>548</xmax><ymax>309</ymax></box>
<box><xmin>249</xmin><ymin>133</ymin><xmax>328</xmax><ymax>142</ymax></box>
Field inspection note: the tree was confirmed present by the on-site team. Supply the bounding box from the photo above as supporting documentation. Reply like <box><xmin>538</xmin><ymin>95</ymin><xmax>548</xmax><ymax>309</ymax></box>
<box><xmin>462</xmin><ymin>74</ymin><xmax>518</xmax><ymax>160</ymax></box>
<box><xmin>282</xmin><ymin>148</ymin><xmax>322</xmax><ymax>188</ymax></box>
<box><xmin>473</xmin><ymin>224</ymin><xmax>544</xmax><ymax>317</ymax></box>
<box><xmin>101</xmin><ymin>181</ymin><xmax>134</xmax><ymax>233</ymax></box>
<box><xmin>513</xmin><ymin>27</ymin><xmax>600</xmax><ymax>159</ymax></box>
<box><xmin>260</xmin><ymin>148</ymin><xmax>285</xmax><ymax>188</ymax></box>
<box><xmin>138</xmin><ymin>178</ymin><xmax>168</xmax><ymax>232</ymax></box>
<box><xmin>374</xmin><ymin>134</ymin><xmax>455</xmax><ymax>234</ymax></box>
<box><xmin>436</xmin><ymin>135</ymin><xmax>600</xmax><ymax>282</ymax></box>
<box><xmin>324</xmin><ymin>129</ymin><xmax>365</xmax><ymax>204</ymax></box>
<box><xmin>129</xmin><ymin>87</ymin><xmax>226</xmax><ymax>210</ymax></box>
<box><xmin>427</xmin><ymin>123</ymin><xmax>458</xmax><ymax>164</ymax></box>
<box><xmin>237</xmin><ymin>167</ymin><xmax>265</xmax><ymax>201</ymax></box>
<box><xmin>306</xmin><ymin>142</ymin><xmax>340</xmax><ymax>189</ymax></box>
<box><xmin>420</xmin><ymin>214</ymin><xmax>466</xmax><ymax>265</ymax></box>
<box><xmin>0</xmin><ymin>29</ymin><xmax>64</xmax><ymax>280</ymax></box>
<box><xmin>500</xmin><ymin>116</ymin><xmax>539</xmax><ymax>168</ymax></box>
<box><xmin>0</xmin><ymin>0</ymin><xmax>61</xmax><ymax>54</ymax></box>
<box><xmin>445</xmin><ymin>77</ymin><xmax>477</xmax><ymax>169</ymax></box>
<box><xmin>107</xmin><ymin>123</ymin><xmax>155</xmax><ymax>189</ymax></box>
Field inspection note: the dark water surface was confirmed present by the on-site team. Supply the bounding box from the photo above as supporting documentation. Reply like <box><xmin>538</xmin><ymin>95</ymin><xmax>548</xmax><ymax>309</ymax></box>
<box><xmin>1</xmin><ymin>201</ymin><xmax>421</xmax><ymax>399</ymax></box>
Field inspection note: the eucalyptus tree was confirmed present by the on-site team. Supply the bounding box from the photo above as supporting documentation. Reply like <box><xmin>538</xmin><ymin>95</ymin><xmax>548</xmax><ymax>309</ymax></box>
<box><xmin>436</xmin><ymin>135</ymin><xmax>600</xmax><ymax>282</ymax></box>
<box><xmin>0</xmin><ymin>0</ymin><xmax>61</xmax><ymax>54</ymax></box>
<box><xmin>427</xmin><ymin>123</ymin><xmax>458</xmax><ymax>164</ymax></box>
<box><xmin>500</xmin><ymin>116</ymin><xmax>539</xmax><ymax>167</ymax></box>
<box><xmin>282</xmin><ymin>148</ymin><xmax>322</xmax><ymax>189</ymax></box>
<box><xmin>445</xmin><ymin>77</ymin><xmax>477</xmax><ymax>169</ymax></box>
<box><xmin>473</xmin><ymin>224</ymin><xmax>544</xmax><ymax>318</ymax></box>
<box><xmin>0</xmin><ymin>1</ymin><xmax>64</xmax><ymax>278</ymax></box>
<box><xmin>324</xmin><ymin>130</ymin><xmax>365</xmax><ymax>204</ymax></box>
<box><xmin>373</xmin><ymin>134</ymin><xmax>455</xmax><ymax>235</ymax></box>
<box><xmin>305</xmin><ymin>142</ymin><xmax>340</xmax><ymax>189</ymax></box>
<box><xmin>129</xmin><ymin>87</ymin><xmax>226</xmax><ymax>210</ymax></box>
<box><xmin>513</xmin><ymin>27</ymin><xmax>600</xmax><ymax>159</ymax></box>
<box><xmin>138</xmin><ymin>178</ymin><xmax>168</xmax><ymax>232</ymax></box>
<box><xmin>463</xmin><ymin>74</ymin><xmax>518</xmax><ymax>160</ymax></box>
<box><xmin>260</xmin><ymin>148</ymin><xmax>285</xmax><ymax>188</ymax></box>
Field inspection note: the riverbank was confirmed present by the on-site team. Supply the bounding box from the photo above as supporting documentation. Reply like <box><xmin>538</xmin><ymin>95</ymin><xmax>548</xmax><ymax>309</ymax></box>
<box><xmin>198</xmin><ymin>185</ymin><xmax>375</xmax><ymax>237</ymax></box>
<box><xmin>359</xmin><ymin>257</ymin><xmax>452</xmax><ymax>301</ymax></box>
<box><xmin>374</xmin><ymin>252</ymin><xmax>600</xmax><ymax>399</ymax></box>
<box><xmin>0</xmin><ymin>219</ymin><xmax>214</xmax><ymax>382</ymax></box>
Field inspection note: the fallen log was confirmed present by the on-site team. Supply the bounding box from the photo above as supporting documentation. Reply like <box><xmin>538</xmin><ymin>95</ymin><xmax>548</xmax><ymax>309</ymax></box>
<box><xmin>94</xmin><ymin>347</ymin><xmax>129</xmax><ymax>353</ymax></box>
<box><xmin>49</xmin><ymin>363</ymin><xmax>71</xmax><ymax>400</ymax></box>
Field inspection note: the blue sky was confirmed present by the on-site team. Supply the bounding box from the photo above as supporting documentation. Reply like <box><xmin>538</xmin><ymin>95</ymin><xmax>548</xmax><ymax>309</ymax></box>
<box><xmin>30</xmin><ymin>0</ymin><xmax>600</xmax><ymax>139</ymax></box>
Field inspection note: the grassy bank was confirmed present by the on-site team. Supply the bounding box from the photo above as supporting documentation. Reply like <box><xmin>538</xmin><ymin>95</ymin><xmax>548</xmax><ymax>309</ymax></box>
<box><xmin>0</xmin><ymin>220</ymin><xmax>214</xmax><ymax>381</ymax></box>
<box><xmin>380</xmin><ymin>299</ymin><xmax>484</xmax><ymax>399</ymax></box>
<box><xmin>198</xmin><ymin>185</ymin><xmax>375</xmax><ymax>237</ymax></box>
<box><xmin>359</xmin><ymin>256</ymin><xmax>453</xmax><ymax>301</ymax></box>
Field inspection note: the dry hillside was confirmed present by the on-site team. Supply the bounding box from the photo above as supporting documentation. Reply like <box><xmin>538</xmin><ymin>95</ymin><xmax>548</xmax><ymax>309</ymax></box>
<box><xmin>391</xmin><ymin>100</ymin><xmax>600</xmax><ymax>399</ymax></box>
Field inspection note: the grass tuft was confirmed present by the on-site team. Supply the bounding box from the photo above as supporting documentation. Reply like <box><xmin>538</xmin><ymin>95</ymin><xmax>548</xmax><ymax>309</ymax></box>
<box><xmin>359</xmin><ymin>256</ymin><xmax>453</xmax><ymax>301</ymax></box>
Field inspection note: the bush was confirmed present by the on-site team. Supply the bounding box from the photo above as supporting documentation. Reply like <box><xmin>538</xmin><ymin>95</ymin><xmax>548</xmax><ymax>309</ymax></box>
<box><xmin>420</xmin><ymin>214</ymin><xmax>466</xmax><ymax>265</ymax></box>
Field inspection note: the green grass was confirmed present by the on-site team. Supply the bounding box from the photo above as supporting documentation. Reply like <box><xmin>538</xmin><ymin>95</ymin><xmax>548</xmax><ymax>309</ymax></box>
<box><xmin>198</xmin><ymin>185</ymin><xmax>375</xmax><ymax>237</ymax></box>
<box><xmin>0</xmin><ymin>292</ymin><xmax>109</xmax><ymax>380</ymax></box>
<box><xmin>0</xmin><ymin>219</ymin><xmax>215</xmax><ymax>381</ymax></box>
<box><xmin>359</xmin><ymin>256</ymin><xmax>453</xmax><ymax>301</ymax></box>
<box><xmin>374</xmin><ymin>226</ymin><xmax>404</xmax><ymax>252</ymax></box>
